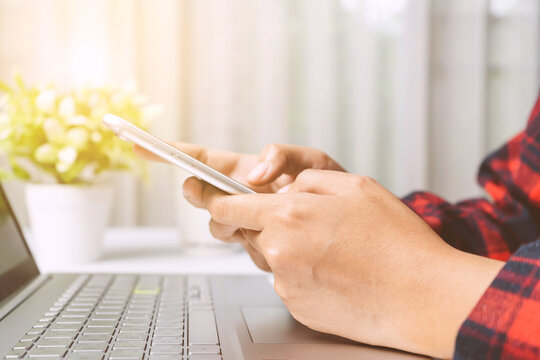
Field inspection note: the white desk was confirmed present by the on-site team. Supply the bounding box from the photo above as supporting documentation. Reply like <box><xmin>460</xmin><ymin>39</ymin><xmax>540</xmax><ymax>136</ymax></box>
<box><xmin>35</xmin><ymin>227</ymin><xmax>265</xmax><ymax>275</ymax></box>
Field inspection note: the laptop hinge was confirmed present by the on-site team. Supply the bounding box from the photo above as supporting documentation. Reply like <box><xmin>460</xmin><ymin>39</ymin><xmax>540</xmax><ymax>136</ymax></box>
<box><xmin>0</xmin><ymin>274</ymin><xmax>50</xmax><ymax>321</ymax></box>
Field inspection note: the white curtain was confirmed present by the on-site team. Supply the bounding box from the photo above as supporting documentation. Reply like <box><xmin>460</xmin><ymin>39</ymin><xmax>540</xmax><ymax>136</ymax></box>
<box><xmin>0</xmin><ymin>0</ymin><xmax>539</xmax><ymax>227</ymax></box>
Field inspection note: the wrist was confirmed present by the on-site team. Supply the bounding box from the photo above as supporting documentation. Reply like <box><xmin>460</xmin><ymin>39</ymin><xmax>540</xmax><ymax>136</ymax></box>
<box><xmin>418</xmin><ymin>246</ymin><xmax>504</xmax><ymax>358</ymax></box>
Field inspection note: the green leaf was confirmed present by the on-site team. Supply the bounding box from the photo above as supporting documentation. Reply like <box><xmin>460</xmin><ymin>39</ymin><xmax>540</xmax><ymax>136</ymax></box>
<box><xmin>0</xmin><ymin>168</ymin><xmax>13</xmax><ymax>180</ymax></box>
<box><xmin>14</xmin><ymin>73</ymin><xmax>26</xmax><ymax>92</ymax></box>
<box><xmin>0</xmin><ymin>81</ymin><xmax>12</xmax><ymax>94</ymax></box>
<box><xmin>60</xmin><ymin>159</ymin><xmax>87</xmax><ymax>184</ymax></box>
<box><xmin>9</xmin><ymin>158</ymin><xmax>30</xmax><ymax>181</ymax></box>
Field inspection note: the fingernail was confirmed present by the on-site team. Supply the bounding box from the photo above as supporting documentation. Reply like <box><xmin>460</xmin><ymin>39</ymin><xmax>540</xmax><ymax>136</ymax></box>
<box><xmin>182</xmin><ymin>184</ymin><xmax>196</xmax><ymax>201</ymax></box>
<box><xmin>277</xmin><ymin>184</ymin><xmax>290</xmax><ymax>193</ymax></box>
<box><xmin>248</xmin><ymin>162</ymin><xmax>269</xmax><ymax>182</ymax></box>
<box><xmin>182</xmin><ymin>188</ymin><xmax>193</xmax><ymax>201</ymax></box>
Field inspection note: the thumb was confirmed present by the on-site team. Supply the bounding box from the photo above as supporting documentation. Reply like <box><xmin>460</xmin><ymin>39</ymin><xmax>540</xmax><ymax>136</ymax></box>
<box><xmin>247</xmin><ymin>144</ymin><xmax>343</xmax><ymax>185</ymax></box>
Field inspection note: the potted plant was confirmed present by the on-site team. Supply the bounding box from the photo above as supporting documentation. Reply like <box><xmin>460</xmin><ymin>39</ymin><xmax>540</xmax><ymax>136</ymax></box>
<box><xmin>0</xmin><ymin>74</ymin><xmax>157</xmax><ymax>267</ymax></box>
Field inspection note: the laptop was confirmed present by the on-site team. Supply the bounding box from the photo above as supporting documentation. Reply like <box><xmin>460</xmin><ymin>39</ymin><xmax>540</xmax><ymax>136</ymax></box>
<box><xmin>0</xmin><ymin>183</ymin><xmax>425</xmax><ymax>360</ymax></box>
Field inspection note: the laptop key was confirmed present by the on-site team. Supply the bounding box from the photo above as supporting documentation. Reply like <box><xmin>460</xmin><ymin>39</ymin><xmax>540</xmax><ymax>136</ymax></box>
<box><xmin>148</xmin><ymin>356</ymin><xmax>182</xmax><ymax>360</ymax></box>
<box><xmin>152</xmin><ymin>337</ymin><xmax>182</xmax><ymax>345</ymax></box>
<box><xmin>112</xmin><ymin>340</ymin><xmax>146</xmax><ymax>350</ymax></box>
<box><xmin>92</xmin><ymin>315</ymin><xmax>121</xmax><ymax>321</ymax></box>
<box><xmin>108</xmin><ymin>349</ymin><xmax>144</xmax><ymax>360</ymax></box>
<box><xmin>60</xmin><ymin>314</ymin><xmax>87</xmax><ymax>319</ymax></box>
<box><xmin>27</xmin><ymin>329</ymin><xmax>45</xmax><ymax>335</ymax></box>
<box><xmin>149</xmin><ymin>345</ymin><xmax>183</xmax><ymax>355</ymax></box>
<box><xmin>157</xmin><ymin>311</ymin><xmax>183</xmax><ymax>317</ymax></box>
<box><xmin>97</xmin><ymin>305</ymin><xmax>123</xmax><ymax>310</ymax></box>
<box><xmin>187</xmin><ymin>356</ymin><xmax>222</xmax><ymax>360</ymax></box>
<box><xmin>83</xmin><ymin>327</ymin><xmax>114</xmax><ymax>335</ymax></box>
<box><xmin>88</xmin><ymin>320</ymin><xmax>117</xmax><ymax>327</ymax></box>
<box><xmin>4</xmin><ymin>348</ymin><xmax>26</xmax><ymax>358</ymax></box>
<box><xmin>50</xmin><ymin>323</ymin><xmax>82</xmax><ymax>331</ymax></box>
<box><xmin>36</xmin><ymin>338</ymin><xmax>73</xmax><ymax>347</ymax></box>
<box><xmin>127</xmin><ymin>305</ymin><xmax>154</xmax><ymax>311</ymax></box>
<box><xmin>28</xmin><ymin>347</ymin><xmax>66</xmax><ymax>357</ymax></box>
<box><xmin>120</xmin><ymin>325</ymin><xmax>148</xmax><ymax>332</ymax></box>
<box><xmin>20</xmin><ymin>334</ymin><xmax>40</xmax><ymax>342</ymax></box>
<box><xmin>121</xmin><ymin>319</ymin><xmax>151</xmax><ymax>326</ymax></box>
<box><xmin>66</xmin><ymin>353</ymin><xmax>104</xmax><ymax>360</ymax></box>
<box><xmin>43</xmin><ymin>331</ymin><xmax>78</xmax><ymax>339</ymax></box>
<box><xmin>60</xmin><ymin>310</ymin><xmax>91</xmax><ymax>318</ymax></box>
<box><xmin>12</xmin><ymin>342</ymin><xmax>32</xmax><ymax>350</ymax></box>
<box><xmin>72</xmin><ymin>342</ymin><xmax>108</xmax><ymax>352</ymax></box>
<box><xmin>70</xmin><ymin>303</ymin><xmax>95</xmax><ymax>307</ymax></box>
<box><xmin>124</xmin><ymin>315</ymin><xmax>151</xmax><ymax>320</ymax></box>
<box><xmin>100</xmin><ymin>300</ymin><xmax>125</xmax><ymax>305</ymax></box>
<box><xmin>153</xmin><ymin>328</ymin><xmax>183</xmax><ymax>337</ymax></box>
<box><xmin>55</xmin><ymin>319</ymin><xmax>84</xmax><ymax>325</ymax></box>
<box><xmin>32</xmin><ymin>323</ymin><xmax>49</xmax><ymax>329</ymax></box>
<box><xmin>78</xmin><ymin>334</ymin><xmax>111</xmax><ymax>343</ymax></box>
<box><xmin>38</xmin><ymin>316</ymin><xmax>54</xmax><ymax>322</ymax></box>
<box><xmin>116</xmin><ymin>332</ymin><xmax>147</xmax><ymax>341</ymax></box>
<box><xmin>188</xmin><ymin>311</ymin><xmax>219</xmax><ymax>345</ymax></box>
<box><xmin>157</xmin><ymin>316</ymin><xmax>183</xmax><ymax>323</ymax></box>
<box><xmin>155</xmin><ymin>322</ymin><xmax>183</xmax><ymax>329</ymax></box>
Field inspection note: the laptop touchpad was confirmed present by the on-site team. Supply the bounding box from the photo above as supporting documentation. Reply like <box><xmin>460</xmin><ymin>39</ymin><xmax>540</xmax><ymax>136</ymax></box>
<box><xmin>241</xmin><ymin>306</ymin><xmax>353</xmax><ymax>344</ymax></box>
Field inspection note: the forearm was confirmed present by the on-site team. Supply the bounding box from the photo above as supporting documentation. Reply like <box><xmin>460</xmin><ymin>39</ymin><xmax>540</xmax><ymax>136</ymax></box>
<box><xmin>402</xmin><ymin>245</ymin><xmax>504</xmax><ymax>358</ymax></box>
<box><xmin>433</xmin><ymin>251</ymin><xmax>504</xmax><ymax>358</ymax></box>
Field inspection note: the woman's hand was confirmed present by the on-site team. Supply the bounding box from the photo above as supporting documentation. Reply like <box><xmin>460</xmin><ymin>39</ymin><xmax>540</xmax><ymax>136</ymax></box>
<box><xmin>182</xmin><ymin>169</ymin><xmax>504</xmax><ymax>358</ymax></box>
<box><xmin>135</xmin><ymin>143</ymin><xmax>344</xmax><ymax>271</ymax></box>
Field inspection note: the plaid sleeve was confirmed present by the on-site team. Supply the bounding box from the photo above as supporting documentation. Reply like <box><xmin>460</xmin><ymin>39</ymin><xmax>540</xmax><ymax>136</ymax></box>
<box><xmin>403</xmin><ymin>94</ymin><xmax>540</xmax><ymax>260</ymax></box>
<box><xmin>454</xmin><ymin>240</ymin><xmax>540</xmax><ymax>359</ymax></box>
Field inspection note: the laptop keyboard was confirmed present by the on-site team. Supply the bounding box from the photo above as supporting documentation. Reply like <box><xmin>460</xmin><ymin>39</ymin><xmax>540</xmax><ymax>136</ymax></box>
<box><xmin>4</xmin><ymin>275</ymin><xmax>222</xmax><ymax>360</ymax></box>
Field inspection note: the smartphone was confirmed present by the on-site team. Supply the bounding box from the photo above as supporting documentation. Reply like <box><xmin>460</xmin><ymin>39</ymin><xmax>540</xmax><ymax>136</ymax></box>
<box><xmin>102</xmin><ymin>114</ymin><xmax>255</xmax><ymax>195</ymax></box>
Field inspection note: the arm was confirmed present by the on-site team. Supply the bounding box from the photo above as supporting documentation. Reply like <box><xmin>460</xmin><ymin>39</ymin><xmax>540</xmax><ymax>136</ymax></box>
<box><xmin>404</xmin><ymin>95</ymin><xmax>540</xmax><ymax>260</ymax></box>
<box><xmin>182</xmin><ymin>169</ymin><xmax>504</xmax><ymax>358</ymax></box>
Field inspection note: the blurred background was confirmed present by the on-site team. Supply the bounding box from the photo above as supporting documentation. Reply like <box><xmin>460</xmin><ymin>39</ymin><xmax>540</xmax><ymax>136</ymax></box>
<box><xmin>1</xmin><ymin>0</ymin><xmax>539</xmax><ymax>228</ymax></box>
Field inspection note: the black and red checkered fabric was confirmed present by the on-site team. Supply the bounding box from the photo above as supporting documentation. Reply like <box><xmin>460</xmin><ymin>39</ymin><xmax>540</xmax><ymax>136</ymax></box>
<box><xmin>403</xmin><ymin>94</ymin><xmax>540</xmax><ymax>359</ymax></box>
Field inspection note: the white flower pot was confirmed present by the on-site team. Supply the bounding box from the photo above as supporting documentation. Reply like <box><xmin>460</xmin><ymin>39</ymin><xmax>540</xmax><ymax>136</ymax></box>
<box><xmin>25</xmin><ymin>184</ymin><xmax>113</xmax><ymax>269</ymax></box>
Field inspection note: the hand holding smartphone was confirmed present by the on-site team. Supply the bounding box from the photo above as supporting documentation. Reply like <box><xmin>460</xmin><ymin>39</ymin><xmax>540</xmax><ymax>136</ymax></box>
<box><xmin>102</xmin><ymin>114</ymin><xmax>255</xmax><ymax>195</ymax></box>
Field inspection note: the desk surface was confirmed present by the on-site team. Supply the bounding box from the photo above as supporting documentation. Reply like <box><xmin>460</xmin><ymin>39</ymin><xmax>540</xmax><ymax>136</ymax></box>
<box><xmin>32</xmin><ymin>227</ymin><xmax>265</xmax><ymax>275</ymax></box>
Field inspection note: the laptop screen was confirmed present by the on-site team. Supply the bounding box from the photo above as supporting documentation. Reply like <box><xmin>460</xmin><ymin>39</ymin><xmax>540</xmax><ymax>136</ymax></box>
<box><xmin>0</xmin><ymin>184</ymin><xmax>39</xmax><ymax>303</ymax></box>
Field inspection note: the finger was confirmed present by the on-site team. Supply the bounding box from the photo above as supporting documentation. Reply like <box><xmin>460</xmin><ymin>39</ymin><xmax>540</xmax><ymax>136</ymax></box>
<box><xmin>208</xmin><ymin>222</ymin><xmax>270</xmax><ymax>271</ymax></box>
<box><xmin>183</xmin><ymin>176</ymin><xmax>269</xmax><ymax>230</ymax></box>
<box><xmin>288</xmin><ymin>169</ymin><xmax>376</xmax><ymax>196</ymax></box>
<box><xmin>170</xmin><ymin>142</ymin><xmax>241</xmax><ymax>174</ymax></box>
<box><xmin>247</xmin><ymin>144</ymin><xmax>344</xmax><ymax>185</ymax></box>
<box><xmin>208</xmin><ymin>194</ymin><xmax>276</xmax><ymax>231</ymax></box>
<box><xmin>239</xmin><ymin>234</ymin><xmax>271</xmax><ymax>272</ymax></box>
<box><xmin>207</xmin><ymin>218</ymin><xmax>270</xmax><ymax>271</ymax></box>
<box><xmin>205</xmin><ymin>190</ymin><xmax>280</xmax><ymax>231</ymax></box>
<box><xmin>239</xmin><ymin>227</ymin><xmax>265</xmax><ymax>253</ymax></box>
<box><xmin>208</xmin><ymin>219</ymin><xmax>239</xmax><ymax>241</ymax></box>
<box><xmin>182</xmin><ymin>177</ymin><xmax>207</xmax><ymax>208</ymax></box>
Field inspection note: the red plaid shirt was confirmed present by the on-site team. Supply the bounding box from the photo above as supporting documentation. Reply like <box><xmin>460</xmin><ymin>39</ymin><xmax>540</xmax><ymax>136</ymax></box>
<box><xmin>403</xmin><ymin>94</ymin><xmax>540</xmax><ymax>359</ymax></box>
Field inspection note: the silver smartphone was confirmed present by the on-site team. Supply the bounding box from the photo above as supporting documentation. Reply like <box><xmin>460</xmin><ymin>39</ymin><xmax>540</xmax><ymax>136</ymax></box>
<box><xmin>102</xmin><ymin>114</ymin><xmax>255</xmax><ymax>195</ymax></box>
